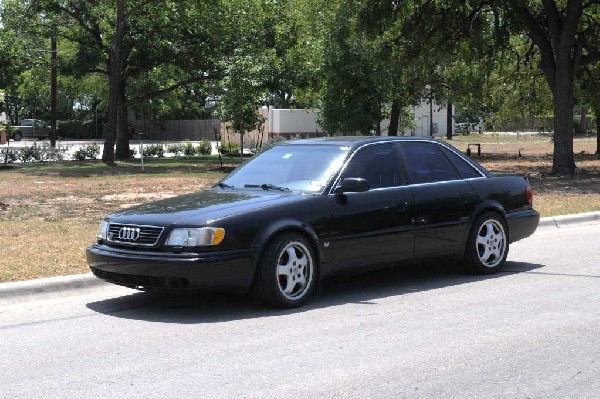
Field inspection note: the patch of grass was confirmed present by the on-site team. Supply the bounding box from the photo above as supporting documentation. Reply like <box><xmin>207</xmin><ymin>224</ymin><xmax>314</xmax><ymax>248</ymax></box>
<box><xmin>0</xmin><ymin>220</ymin><xmax>97</xmax><ymax>282</ymax></box>
<box><xmin>0</xmin><ymin>138</ymin><xmax>598</xmax><ymax>282</ymax></box>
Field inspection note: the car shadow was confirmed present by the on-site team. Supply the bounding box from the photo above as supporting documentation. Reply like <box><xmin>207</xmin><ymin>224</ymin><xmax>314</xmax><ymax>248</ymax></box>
<box><xmin>85</xmin><ymin>260</ymin><xmax>544</xmax><ymax>324</ymax></box>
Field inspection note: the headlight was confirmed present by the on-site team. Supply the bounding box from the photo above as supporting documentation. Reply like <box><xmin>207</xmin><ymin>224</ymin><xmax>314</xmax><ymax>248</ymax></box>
<box><xmin>97</xmin><ymin>220</ymin><xmax>109</xmax><ymax>241</ymax></box>
<box><xmin>166</xmin><ymin>227</ymin><xmax>225</xmax><ymax>247</ymax></box>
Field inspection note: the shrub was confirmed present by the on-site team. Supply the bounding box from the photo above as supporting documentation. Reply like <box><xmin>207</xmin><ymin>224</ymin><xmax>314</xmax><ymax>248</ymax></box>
<box><xmin>19</xmin><ymin>145</ymin><xmax>45</xmax><ymax>163</ymax></box>
<box><xmin>1</xmin><ymin>148</ymin><xmax>18</xmax><ymax>164</ymax></box>
<box><xmin>196</xmin><ymin>138</ymin><xmax>212</xmax><ymax>155</ymax></box>
<box><xmin>219</xmin><ymin>140</ymin><xmax>240</xmax><ymax>155</ymax></box>
<box><xmin>144</xmin><ymin>144</ymin><xmax>165</xmax><ymax>157</ymax></box>
<box><xmin>183</xmin><ymin>140</ymin><xmax>196</xmax><ymax>156</ymax></box>
<box><xmin>166</xmin><ymin>143</ymin><xmax>184</xmax><ymax>155</ymax></box>
<box><xmin>72</xmin><ymin>143</ymin><xmax>101</xmax><ymax>160</ymax></box>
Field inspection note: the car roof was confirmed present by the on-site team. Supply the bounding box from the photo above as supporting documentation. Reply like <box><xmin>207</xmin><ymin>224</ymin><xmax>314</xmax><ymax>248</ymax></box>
<box><xmin>280</xmin><ymin>136</ymin><xmax>441</xmax><ymax>150</ymax></box>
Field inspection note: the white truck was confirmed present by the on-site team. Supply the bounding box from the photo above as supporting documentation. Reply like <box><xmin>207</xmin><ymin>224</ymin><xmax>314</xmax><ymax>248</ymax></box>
<box><xmin>9</xmin><ymin>119</ymin><xmax>50</xmax><ymax>141</ymax></box>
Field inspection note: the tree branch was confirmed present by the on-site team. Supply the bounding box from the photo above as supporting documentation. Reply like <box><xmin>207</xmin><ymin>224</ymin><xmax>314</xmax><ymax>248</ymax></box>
<box><xmin>124</xmin><ymin>0</ymin><xmax>155</xmax><ymax>20</ymax></box>
<box><xmin>508</xmin><ymin>1</ymin><xmax>556</xmax><ymax>88</ymax></box>
<box><xmin>126</xmin><ymin>76</ymin><xmax>209</xmax><ymax>107</ymax></box>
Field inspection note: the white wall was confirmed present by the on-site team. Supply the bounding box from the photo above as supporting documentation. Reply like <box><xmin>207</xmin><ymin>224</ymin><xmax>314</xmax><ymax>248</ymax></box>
<box><xmin>268</xmin><ymin>108</ymin><xmax>323</xmax><ymax>134</ymax></box>
<box><xmin>412</xmin><ymin>101</ymin><xmax>454</xmax><ymax>137</ymax></box>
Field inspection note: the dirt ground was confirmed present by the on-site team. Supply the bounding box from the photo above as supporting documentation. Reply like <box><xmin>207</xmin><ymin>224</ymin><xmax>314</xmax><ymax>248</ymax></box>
<box><xmin>0</xmin><ymin>135</ymin><xmax>599</xmax><ymax>222</ymax></box>
<box><xmin>0</xmin><ymin>135</ymin><xmax>598</xmax><ymax>282</ymax></box>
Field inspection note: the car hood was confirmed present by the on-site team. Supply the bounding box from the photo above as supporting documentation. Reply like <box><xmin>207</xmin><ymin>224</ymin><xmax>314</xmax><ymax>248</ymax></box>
<box><xmin>107</xmin><ymin>189</ymin><xmax>301</xmax><ymax>226</ymax></box>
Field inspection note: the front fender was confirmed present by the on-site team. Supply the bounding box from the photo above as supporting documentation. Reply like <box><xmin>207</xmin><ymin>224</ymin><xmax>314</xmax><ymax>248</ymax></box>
<box><xmin>251</xmin><ymin>219</ymin><xmax>330</xmax><ymax>274</ymax></box>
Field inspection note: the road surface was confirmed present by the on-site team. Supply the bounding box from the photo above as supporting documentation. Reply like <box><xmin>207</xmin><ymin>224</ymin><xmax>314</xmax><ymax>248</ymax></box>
<box><xmin>1</xmin><ymin>224</ymin><xmax>599</xmax><ymax>398</ymax></box>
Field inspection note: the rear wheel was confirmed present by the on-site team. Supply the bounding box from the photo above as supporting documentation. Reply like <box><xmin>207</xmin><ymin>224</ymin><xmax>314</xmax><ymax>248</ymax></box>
<box><xmin>255</xmin><ymin>232</ymin><xmax>317</xmax><ymax>308</ymax></box>
<box><xmin>465</xmin><ymin>212</ymin><xmax>508</xmax><ymax>274</ymax></box>
<box><xmin>12</xmin><ymin>130</ymin><xmax>22</xmax><ymax>141</ymax></box>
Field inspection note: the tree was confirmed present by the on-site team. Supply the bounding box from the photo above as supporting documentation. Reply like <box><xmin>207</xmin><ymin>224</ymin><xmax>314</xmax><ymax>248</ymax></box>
<box><xmin>216</xmin><ymin>51</ymin><xmax>268</xmax><ymax>155</ymax></box>
<box><xmin>24</xmin><ymin>0</ymin><xmax>227</xmax><ymax>163</ymax></box>
<box><xmin>507</xmin><ymin>1</ymin><xmax>600</xmax><ymax>174</ymax></box>
<box><xmin>578</xmin><ymin>63</ymin><xmax>600</xmax><ymax>156</ymax></box>
<box><xmin>319</xmin><ymin>0</ymin><xmax>387</xmax><ymax>135</ymax></box>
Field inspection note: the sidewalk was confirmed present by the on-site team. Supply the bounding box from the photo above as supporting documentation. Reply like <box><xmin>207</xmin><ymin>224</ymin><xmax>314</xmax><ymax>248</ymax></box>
<box><xmin>1</xmin><ymin>211</ymin><xmax>598</xmax><ymax>302</ymax></box>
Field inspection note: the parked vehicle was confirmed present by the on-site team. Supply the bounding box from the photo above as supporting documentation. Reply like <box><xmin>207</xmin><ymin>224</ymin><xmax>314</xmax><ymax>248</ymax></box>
<box><xmin>87</xmin><ymin>137</ymin><xmax>539</xmax><ymax>308</ymax></box>
<box><xmin>10</xmin><ymin>119</ymin><xmax>50</xmax><ymax>141</ymax></box>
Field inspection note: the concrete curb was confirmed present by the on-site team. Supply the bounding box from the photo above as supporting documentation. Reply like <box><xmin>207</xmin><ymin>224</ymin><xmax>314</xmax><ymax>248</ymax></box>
<box><xmin>538</xmin><ymin>211</ymin><xmax>600</xmax><ymax>229</ymax></box>
<box><xmin>1</xmin><ymin>211</ymin><xmax>599</xmax><ymax>301</ymax></box>
<box><xmin>0</xmin><ymin>272</ymin><xmax>106</xmax><ymax>302</ymax></box>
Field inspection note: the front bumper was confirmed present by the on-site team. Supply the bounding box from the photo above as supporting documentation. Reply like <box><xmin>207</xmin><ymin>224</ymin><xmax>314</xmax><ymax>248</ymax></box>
<box><xmin>86</xmin><ymin>244</ymin><xmax>258</xmax><ymax>293</ymax></box>
<box><xmin>506</xmin><ymin>208</ymin><xmax>540</xmax><ymax>243</ymax></box>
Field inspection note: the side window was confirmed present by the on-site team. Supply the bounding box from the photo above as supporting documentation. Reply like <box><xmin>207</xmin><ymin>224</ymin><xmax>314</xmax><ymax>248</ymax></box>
<box><xmin>342</xmin><ymin>143</ymin><xmax>399</xmax><ymax>189</ymax></box>
<box><xmin>400</xmin><ymin>142</ymin><xmax>459</xmax><ymax>184</ymax></box>
<box><xmin>441</xmin><ymin>147</ymin><xmax>482</xmax><ymax>179</ymax></box>
<box><xmin>22</xmin><ymin>120</ymin><xmax>32</xmax><ymax>126</ymax></box>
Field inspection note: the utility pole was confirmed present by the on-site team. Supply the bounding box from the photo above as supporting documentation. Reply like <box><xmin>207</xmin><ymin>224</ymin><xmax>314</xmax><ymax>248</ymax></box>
<box><xmin>50</xmin><ymin>31</ymin><xmax>57</xmax><ymax>147</ymax></box>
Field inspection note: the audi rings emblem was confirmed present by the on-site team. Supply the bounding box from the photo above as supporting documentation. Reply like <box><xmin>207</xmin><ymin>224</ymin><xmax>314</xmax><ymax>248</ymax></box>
<box><xmin>118</xmin><ymin>227</ymin><xmax>141</xmax><ymax>241</ymax></box>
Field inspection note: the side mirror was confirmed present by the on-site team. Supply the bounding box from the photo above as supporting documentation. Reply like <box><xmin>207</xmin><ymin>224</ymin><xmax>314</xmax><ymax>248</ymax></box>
<box><xmin>334</xmin><ymin>177</ymin><xmax>370</xmax><ymax>194</ymax></box>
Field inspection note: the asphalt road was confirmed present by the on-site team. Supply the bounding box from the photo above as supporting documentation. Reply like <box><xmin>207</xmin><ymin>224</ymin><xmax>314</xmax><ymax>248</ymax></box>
<box><xmin>1</xmin><ymin>224</ymin><xmax>599</xmax><ymax>399</ymax></box>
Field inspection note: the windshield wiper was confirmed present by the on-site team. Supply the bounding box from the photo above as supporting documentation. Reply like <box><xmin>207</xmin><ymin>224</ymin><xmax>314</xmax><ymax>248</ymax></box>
<box><xmin>244</xmin><ymin>183</ymin><xmax>290</xmax><ymax>191</ymax></box>
<box><xmin>216</xmin><ymin>182</ymin><xmax>235</xmax><ymax>189</ymax></box>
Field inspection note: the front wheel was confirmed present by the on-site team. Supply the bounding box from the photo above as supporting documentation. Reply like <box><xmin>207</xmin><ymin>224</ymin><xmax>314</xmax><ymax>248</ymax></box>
<box><xmin>465</xmin><ymin>212</ymin><xmax>508</xmax><ymax>274</ymax></box>
<box><xmin>255</xmin><ymin>232</ymin><xmax>317</xmax><ymax>308</ymax></box>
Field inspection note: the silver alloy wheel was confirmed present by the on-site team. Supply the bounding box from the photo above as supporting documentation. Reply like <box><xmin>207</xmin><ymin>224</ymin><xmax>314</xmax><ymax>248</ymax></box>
<box><xmin>475</xmin><ymin>219</ymin><xmax>507</xmax><ymax>268</ymax></box>
<box><xmin>275</xmin><ymin>241</ymin><xmax>314</xmax><ymax>301</ymax></box>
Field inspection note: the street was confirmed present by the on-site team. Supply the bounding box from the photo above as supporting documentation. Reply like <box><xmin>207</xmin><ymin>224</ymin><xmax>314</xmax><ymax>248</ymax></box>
<box><xmin>1</xmin><ymin>223</ymin><xmax>599</xmax><ymax>398</ymax></box>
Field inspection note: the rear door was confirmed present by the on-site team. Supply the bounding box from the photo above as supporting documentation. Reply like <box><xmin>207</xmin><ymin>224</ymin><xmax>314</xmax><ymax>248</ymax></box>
<box><xmin>328</xmin><ymin>142</ymin><xmax>414</xmax><ymax>271</ymax></box>
<box><xmin>399</xmin><ymin>141</ymin><xmax>479</xmax><ymax>257</ymax></box>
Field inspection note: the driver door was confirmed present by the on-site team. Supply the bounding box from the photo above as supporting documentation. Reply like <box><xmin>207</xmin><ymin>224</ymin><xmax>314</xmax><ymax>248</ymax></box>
<box><xmin>328</xmin><ymin>143</ymin><xmax>414</xmax><ymax>272</ymax></box>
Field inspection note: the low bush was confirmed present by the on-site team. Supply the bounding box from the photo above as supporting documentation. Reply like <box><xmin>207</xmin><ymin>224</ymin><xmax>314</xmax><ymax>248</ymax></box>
<box><xmin>19</xmin><ymin>146</ymin><xmax>45</xmax><ymax>163</ymax></box>
<box><xmin>166</xmin><ymin>143</ymin><xmax>184</xmax><ymax>155</ymax></box>
<box><xmin>196</xmin><ymin>138</ymin><xmax>212</xmax><ymax>155</ymax></box>
<box><xmin>144</xmin><ymin>144</ymin><xmax>165</xmax><ymax>157</ymax></box>
<box><xmin>1</xmin><ymin>148</ymin><xmax>18</xmax><ymax>164</ymax></box>
<box><xmin>72</xmin><ymin>143</ymin><xmax>101</xmax><ymax>160</ymax></box>
<box><xmin>220</xmin><ymin>141</ymin><xmax>240</xmax><ymax>155</ymax></box>
<box><xmin>183</xmin><ymin>140</ymin><xmax>196</xmax><ymax>156</ymax></box>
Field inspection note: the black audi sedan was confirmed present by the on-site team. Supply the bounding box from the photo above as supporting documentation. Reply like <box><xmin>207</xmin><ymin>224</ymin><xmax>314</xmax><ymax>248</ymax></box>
<box><xmin>87</xmin><ymin>137</ymin><xmax>539</xmax><ymax>308</ymax></box>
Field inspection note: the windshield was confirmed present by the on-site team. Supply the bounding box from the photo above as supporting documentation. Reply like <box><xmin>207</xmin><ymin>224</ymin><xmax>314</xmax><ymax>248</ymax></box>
<box><xmin>221</xmin><ymin>144</ymin><xmax>349</xmax><ymax>193</ymax></box>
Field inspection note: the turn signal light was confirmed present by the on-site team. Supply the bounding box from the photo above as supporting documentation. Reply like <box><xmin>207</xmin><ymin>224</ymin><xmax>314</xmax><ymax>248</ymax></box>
<box><xmin>526</xmin><ymin>186</ymin><xmax>533</xmax><ymax>205</ymax></box>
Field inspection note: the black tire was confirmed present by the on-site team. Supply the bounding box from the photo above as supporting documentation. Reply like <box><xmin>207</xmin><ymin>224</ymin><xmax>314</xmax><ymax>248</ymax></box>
<box><xmin>12</xmin><ymin>131</ymin><xmax>22</xmax><ymax>141</ymax></box>
<box><xmin>465</xmin><ymin>212</ymin><xmax>509</xmax><ymax>274</ymax></box>
<box><xmin>255</xmin><ymin>232</ymin><xmax>317</xmax><ymax>308</ymax></box>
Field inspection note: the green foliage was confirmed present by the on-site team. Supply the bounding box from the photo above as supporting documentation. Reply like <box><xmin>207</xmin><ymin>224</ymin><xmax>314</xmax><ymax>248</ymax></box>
<box><xmin>72</xmin><ymin>143</ymin><xmax>100</xmax><ymax>161</ymax></box>
<box><xmin>216</xmin><ymin>49</ymin><xmax>268</xmax><ymax>136</ymax></box>
<box><xmin>166</xmin><ymin>143</ymin><xmax>184</xmax><ymax>156</ymax></box>
<box><xmin>18</xmin><ymin>145</ymin><xmax>44</xmax><ymax>163</ymax></box>
<box><xmin>1</xmin><ymin>148</ymin><xmax>19</xmax><ymax>164</ymax></box>
<box><xmin>182</xmin><ymin>140</ymin><xmax>196</xmax><ymax>156</ymax></box>
<box><xmin>196</xmin><ymin>139</ymin><xmax>212</xmax><ymax>155</ymax></box>
<box><xmin>319</xmin><ymin>0</ymin><xmax>387</xmax><ymax>135</ymax></box>
<box><xmin>144</xmin><ymin>144</ymin><xmax>165</xmax><ymax>158</ymax></box>
<box><xmin>219</xmin><ymin>141</ymin><xmax>240</xmax><ymax>155</ymax></box>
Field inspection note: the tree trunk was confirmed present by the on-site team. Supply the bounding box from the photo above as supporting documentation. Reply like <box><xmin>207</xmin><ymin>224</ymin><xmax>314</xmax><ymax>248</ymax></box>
<box><xmin>115</xmin><ymin>85</ymin><xmax>130</xmax><ymax>160</ymax></box>
<box><xmin>595</xmin><ymin>109</ymin><xmax>600</xmax><ymax>156</ymax></box>
<box><xmin>551</xmin><ymin>60</ymin><xmax>576</xmax><ymax>176</ymax></box>
<box><xmin>580</xmin><ymin>106</ymin><xmax>588</xmax><ymax>132</ymax></box>
<box><xmin>102</xmin><ymin>0</ymin><xmax>125</xmax><ymax>165</ymax></box>
<box><xmin>446</xmin><ymin>101</ymin><xmax>453</xmax><ymax>139</ymax></box>
<box><xmin>388</xmin><ymin>99</ymin><xmax>399</xmax><ymax>136</ymax></box>
<box><xmin>50</xmin><ymin>33</ymin><xmax>57</xmax><ymax>148</ymax></box>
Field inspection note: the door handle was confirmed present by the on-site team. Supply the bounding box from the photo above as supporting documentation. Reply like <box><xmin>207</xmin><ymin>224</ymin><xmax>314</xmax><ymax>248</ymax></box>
<box><xmin>397</xmin><ymin>201</ymin><xmax>409</xmax><ymax>212</ymax></box>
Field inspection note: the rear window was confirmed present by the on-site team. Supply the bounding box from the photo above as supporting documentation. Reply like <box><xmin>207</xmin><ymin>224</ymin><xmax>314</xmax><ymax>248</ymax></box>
<box><xmin>441</xmin><ymin>147</ymin><xmax>482</xmax><ymax>179</ymax></box>
<box><xmin>400</xmin><ymin>142</ymin><xmax>459</xmax><ymax>184</ymax></box>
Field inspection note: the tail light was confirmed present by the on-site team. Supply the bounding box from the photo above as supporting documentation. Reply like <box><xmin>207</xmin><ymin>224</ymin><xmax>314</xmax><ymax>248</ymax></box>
<box><xmin>526</xmin><ymin>185</ymin><xmax>533</xmax><ymax>205</ymax></box>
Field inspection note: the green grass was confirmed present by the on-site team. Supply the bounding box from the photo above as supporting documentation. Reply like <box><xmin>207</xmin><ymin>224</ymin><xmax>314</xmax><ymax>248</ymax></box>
<box><xmin>0</xmin><ymin>144</ymin><xmax>598</xmax><ymax>282</ymax></box>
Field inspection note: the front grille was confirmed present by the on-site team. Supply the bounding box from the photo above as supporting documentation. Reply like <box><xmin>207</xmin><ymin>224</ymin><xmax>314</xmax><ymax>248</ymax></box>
<box><xmin>107</xmin><ymin>223</ymin><xmax>164</xmax><ymax>246</ymax></box>
<box><xmin>92</xmin><ymin>269</ymin><xmax>189</xmax><ymax>290</ymax></box>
